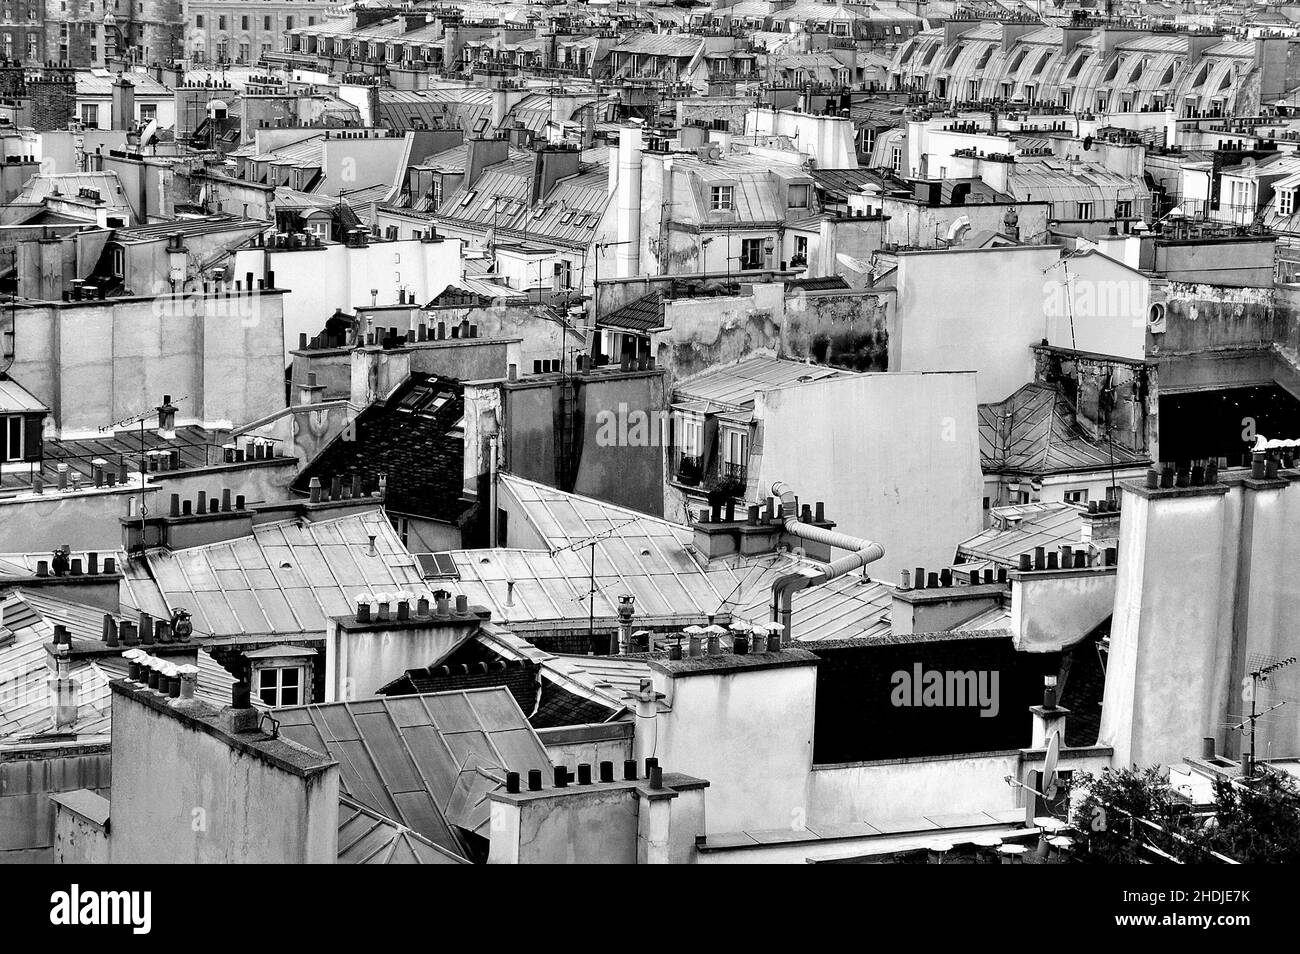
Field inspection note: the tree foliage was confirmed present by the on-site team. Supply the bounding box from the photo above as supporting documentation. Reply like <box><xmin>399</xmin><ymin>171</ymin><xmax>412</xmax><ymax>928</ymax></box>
<box><xmin>1069</xmin><ymin>765</ymin><xmax>1300</xmax><ymax>863</ymax></box>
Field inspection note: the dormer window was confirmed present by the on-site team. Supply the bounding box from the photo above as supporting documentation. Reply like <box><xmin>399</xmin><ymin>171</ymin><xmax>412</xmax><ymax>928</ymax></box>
<box><xmin>257</xmin><ymin>665</ymin><xmax>303</xmax><ymax>707</ymax></box>
<box><xmin>788</xmin><ymin>183</ymin><xmax>810</xmax><ymax>209</ymax></box>
<box><xmin>1281</xmin><ymin>189</ymin><xmax>1295</xmax><ymax>216</ymax></box>
<box><xmin>710</xmin><ymin>185</ymin><xmax>734</xmax><ymax>212</ymax></box>
<box><xmin>2</xmin><ymin>413</ymin><xmax>41</xmax><ymax>464</ymax></box>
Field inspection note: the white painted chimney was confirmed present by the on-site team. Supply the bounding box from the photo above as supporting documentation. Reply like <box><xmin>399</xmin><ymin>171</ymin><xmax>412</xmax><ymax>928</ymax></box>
<box><xmin>615</xmin><ymin>126</ymin><xmax>643</xmax><ymax>278</ymax></box>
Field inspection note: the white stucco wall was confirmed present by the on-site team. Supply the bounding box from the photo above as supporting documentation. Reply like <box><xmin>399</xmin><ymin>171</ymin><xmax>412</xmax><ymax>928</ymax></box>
<box><xmin>894</xmin><ymin>245</ymin><xmax>1061</xmax><ymax>404</ymax></box>
<box><xmin>753</xmin><ymin>370</ymin><xmax>983</xmax><ymax>578</ymax></box>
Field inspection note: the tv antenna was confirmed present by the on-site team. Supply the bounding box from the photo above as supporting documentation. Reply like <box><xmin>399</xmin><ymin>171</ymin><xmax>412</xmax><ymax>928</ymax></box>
<box><xmin>1236</xmin><ymin>655</ymin><xmax>1297</xmax><ymax>775</ymax></box>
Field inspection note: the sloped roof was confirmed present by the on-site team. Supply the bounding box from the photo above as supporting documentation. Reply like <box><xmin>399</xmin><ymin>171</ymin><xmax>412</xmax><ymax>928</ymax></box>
<box><xmin>294</xmin><ymin>375</ymin><xmax>468</xmax><ymax>524</ymax></box>
<box><xmin>13</xmin><ymin>172</ymin><xmax>130</xmax><ymax>210</ymax></box>
<box><xmin>979</xmin><ymin>383</ymin><xmax>1150</xmax><ymax>476</ymax></box>
<box><xmin>0</xmin><ymin>377</ymin><xmax>46</xmax><ymax>414</ymax></box>
<box><xmin>599</xmin><ymin>291</ymin><xmax>664</xmax><ymax>333</ymax></box>
<box><xmin>120</xmin><ymin>511</ymin><xmax>426</xmax><ymax>641</ymax></box>
<box><xmin>612</xmin><ymin>32</ymin><xmax>703</xmax><ymax>58</ymax></box>
<box><xmin>337</xmin><ymin>795</ymin><xmax>471</xmax><ymax>864</ymax></box>
<box><xmin>675</xmin><ymin>355</ymin><xmax>850</xmax><ymax>410</ymax></box>
<box><xmin>956</xmin><ymin>502</ymin><xmax>1089</xmax><ymax>567</ymax></box>
<box><xmin>276</xmin><ymin>688</ymin><xmax>550</xmax><ymax>857</ymax></box>
<box><xmin>444</xmin><ymin>475</ymin><xmax>896</xmax><ymax>642</ymax></box>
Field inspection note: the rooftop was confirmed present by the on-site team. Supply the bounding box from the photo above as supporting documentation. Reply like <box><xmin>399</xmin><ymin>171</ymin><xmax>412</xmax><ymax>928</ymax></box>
<box><xmin>675</xmin><ymin>355</ymin><xmax>851</xmax><ymax>411</ymax></box>
<box><xmin>276</xmin><ymin>688</ymin><xmax>551</xmax><ymax>859</ymax></box>
<box><xmin>119</xmin><ymin>511</ymin><xmax>426</xmax><ymax>642</ymax></box>
<box><xmin>979</xmin><ymin>383</ymin><xmax>1150</xmax><ymax>476</ymax></box>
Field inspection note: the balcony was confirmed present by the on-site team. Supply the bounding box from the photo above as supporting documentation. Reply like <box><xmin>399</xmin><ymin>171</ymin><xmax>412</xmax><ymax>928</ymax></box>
<box><xmin>674</xmin><ymin>453</ymin><xmax>702</xmax><ymax>487</ymax></box>
<box><xmin>671</xmin><ymin>453</ymin><xmax>747</xmax><ymax>495</ymax></box>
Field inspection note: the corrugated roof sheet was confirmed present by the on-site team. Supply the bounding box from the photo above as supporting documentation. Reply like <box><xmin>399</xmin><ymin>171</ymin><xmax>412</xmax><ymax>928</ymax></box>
<box><xmin>612</xmin><ymin>32</ymin><xmax>704</xmax><ymax>58</ymax></box>
<box><xmin>276</xmin><ymin>688</ymin><xmax>550</xmax><ymax>857</ymax></box>
<box><xmin>13</xmin><ymin>173</ymin><xmax>130</xmax><ymax>211</ymax></box>
<box><xmin>337</xmin><ymin>795</ymin><xmax>470</xmax><ymax>864</ymax></box>
<box><xmin>979</xmin><ymin>383</ymin><xmax>1149</xmax><ymax>475</ymax></box>
<box><xmin>76</xmin><ymin>71</ymin><xmax>172</xmax><ymax>96</ymax></box>
<box><xmin>0</xmin><ymin>378</ymin><xmax>46</xmax><ymax>413</ymax></box>
<box><xmin>0</xmin><ymin>590</ymin><xmax>117</xmax><ymax>742</ymax></box>
<box><xmin>956</xmin><ymin>502</ymin><xmax>1088</xmax><ymax>567</ymax></box>
<box><xmin>675</xmin><ymin>355</ymin><xmax>849</xmax><ymax>410</ymax></box>
<box><xmin>120</xmin><ymin>511</ymin><xmax>426</xmax><ymax>641</ymax></box>
<box><xmin>447</xmin><ymin>476</ymin><xmax>896</xmax><ymax>642</ymax></box>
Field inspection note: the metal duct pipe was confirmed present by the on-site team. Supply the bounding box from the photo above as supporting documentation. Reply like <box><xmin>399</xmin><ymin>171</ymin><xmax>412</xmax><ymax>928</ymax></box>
<box><xmin>768</xmin><ymin>480</ymin><xmax>885</xmax><ymax>645</ymax></box>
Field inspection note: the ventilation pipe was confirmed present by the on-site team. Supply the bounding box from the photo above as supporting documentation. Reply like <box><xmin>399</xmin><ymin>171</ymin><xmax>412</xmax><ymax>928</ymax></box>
<box><xmin>768</xmin><ymin>480</ymin><xmax>885</xmax><ymax>645</ymax></box>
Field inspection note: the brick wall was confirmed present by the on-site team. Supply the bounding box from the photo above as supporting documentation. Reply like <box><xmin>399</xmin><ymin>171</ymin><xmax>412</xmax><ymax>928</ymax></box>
<box><xmin>28</xmin><ymin>74</ymin><xmax>75</xmax><ymax>132</ymax></box>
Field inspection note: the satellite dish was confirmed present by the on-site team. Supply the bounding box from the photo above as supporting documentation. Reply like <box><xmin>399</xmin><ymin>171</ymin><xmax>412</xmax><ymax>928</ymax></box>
<box><xmin>1023</xmin><ymin>730</ymin><xmax>1064</xmax><ymax>826</ymax></box>
<box><xmin>1043</xmin><ymin>730</ymin><xmax>1061</xmax><ymax>798</ymax></box>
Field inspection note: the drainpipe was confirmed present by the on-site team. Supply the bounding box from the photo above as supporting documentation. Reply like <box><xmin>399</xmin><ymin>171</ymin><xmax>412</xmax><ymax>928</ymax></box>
<box><xmin>768</xmin><ymin>480</ymin><xmax>885</xmax><ymax>645</ymax></box>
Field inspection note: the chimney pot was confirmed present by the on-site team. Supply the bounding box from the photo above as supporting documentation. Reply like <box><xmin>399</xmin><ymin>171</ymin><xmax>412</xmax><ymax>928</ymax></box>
<box><xmin>1202</xmin><ymin>737</ymin><xmax>1216</xmax><ymax>760</ymax></box>
<box><xmin>231</xmin><ymin>681</ymin><xmax>251</xmax><ymax>709</ymax></box>
<box><xmin>553</xmin><ymin>765</ymin><xmax>568</xmax><ymax>788</ymax></box>
<box><xmin>527</xmin><ymin>769</ymin><xmax>542</xmax><ymax>791</ymax></box>
<box><xmin>599</xmin><ymin>760</ymin><xmax>614</xmax><ymax>783</ymax></box>
<box><xmin>623</xmin><ymin>759</ymin><xmax>638</xmax><ymax>781</ymax></box>
<box><xmin>505</xmin><ymin>771</ymin><xmax>520</xmax><ymax>794</ymax></box>
<box><xmin>649</xmin><ymin>765</ymin><xmax>664</xmax><ymax>790</ymax></box>
<box><xmin>577</xmin><ymin>763</ymin><xmax>593</xmax><ymax>785</ymax></box>
<box><xmin>914</xmin><ymin>567</ymin><xmax>925</xmax><ymax>589</ymax></box>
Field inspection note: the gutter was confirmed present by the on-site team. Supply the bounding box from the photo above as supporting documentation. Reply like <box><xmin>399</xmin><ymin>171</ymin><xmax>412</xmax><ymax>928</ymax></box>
<box><xmin>768</xmin><ymin>480</ymin><xmax>885</xmax><ymax>644</ymax></box>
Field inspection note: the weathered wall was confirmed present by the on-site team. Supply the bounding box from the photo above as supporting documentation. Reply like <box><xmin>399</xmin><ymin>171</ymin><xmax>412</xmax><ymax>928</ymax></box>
<box><xmin>50</xmin><ymin>793</ymin><xmax>111</xmax><ymax>864</ymax></box>
<box><xmin>107</xmin><ymin>689</ymin><xmax>338</xmax><ymax>864</ymax></box>
<box><xmin>0</xmin><ymin>745</ymin><xmax>110</xmax><ymax>864</ymax></box>
<box><xmin>654</xmin><ymin>284</ymin><xmax>894</xmax><ymax>391</ymax></box>
<box><xmin>754</xmin><ymin>371</ymin><xmax>983</xmax><ymax>578</ymax></box>
<box><xmin>6</xmin><ymin>292</ymin><xmax>287</xmax><ymax>436</ymax></box>
<box><xmin>0</xmin><ymin>486</ymin><xmax>147</xmax><ymax>553</ymax></box>
<box><xmin>232</xmin><ymin>237</ymin><xmax>463</xmax><ymax>364</ymax></box>
<box><xmin>635</xmin><ymin>660</ymin><xmax>818</xmax><ymax>835</ymax></box>
<box><xmin>894</xmin><ymin>245</ymin><xmax>1060</xmax><ymax>404</ymax></box>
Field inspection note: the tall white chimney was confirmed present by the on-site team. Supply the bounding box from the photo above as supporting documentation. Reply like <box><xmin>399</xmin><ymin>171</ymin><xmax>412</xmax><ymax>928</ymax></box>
<box><xmin>615</xmin><ymin>126</ymin><xmax>643</xmax><ymax>278</ymax></box>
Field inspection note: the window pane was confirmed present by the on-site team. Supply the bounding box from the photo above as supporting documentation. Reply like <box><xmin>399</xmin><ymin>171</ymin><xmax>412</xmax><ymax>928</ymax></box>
<box><xmin>282</xmin><ymin>668</ymin><xmax>299</xmax><ymax>688</ymax></box>
<box><xmin>259</xmin><ymin>687</ymin><xmax>278</xmax><ymax>706</ymax></box>
<box><xmin>258</xmin><ymin>669</ymin><xmax>276</xmax><ymax>690</ymax></box>
<box><xmin>282</xmin><ymin>686</ymin><xmax>299</xmax><ymax>706</ymax></box>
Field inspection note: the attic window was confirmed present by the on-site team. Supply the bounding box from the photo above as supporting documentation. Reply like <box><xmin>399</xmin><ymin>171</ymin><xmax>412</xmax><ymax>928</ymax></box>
<box><xmin>460</xmin><ymin>190</ymin><xmax>476</xmax><ymax>207</ymax></box>
<box><xmin>559</xmin><ymin>210</ymin><xmax>575</xmax><ymax>224</ymax></box>
<box><xmin>257</xmin><ymin>666</ymin><xmax>303</xmax><ymax>707</ymax></box>
<box><xmin>533</xmin><ymin>203</ymin><xmax>549</xmax><ymax>220</ymax></box>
